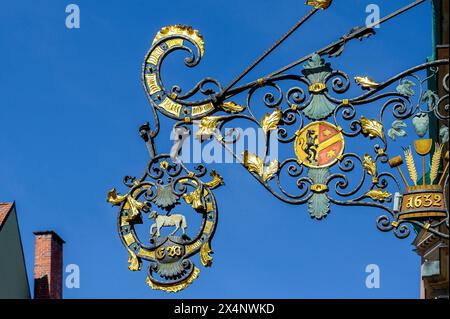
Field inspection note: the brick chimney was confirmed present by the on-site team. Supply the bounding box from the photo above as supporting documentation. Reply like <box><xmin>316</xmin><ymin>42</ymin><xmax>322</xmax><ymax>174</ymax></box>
<box><xmin>33</xmin><ymin>231</ymin><xmax>65</xmax><ymax>299</ymax></box>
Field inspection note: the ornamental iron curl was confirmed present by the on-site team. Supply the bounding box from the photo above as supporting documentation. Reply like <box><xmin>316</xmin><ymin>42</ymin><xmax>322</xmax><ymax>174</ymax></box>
<box><xmin>108</xmin><ymin>0</ymin><xmax>449</xmax><ymax>292</ymax></box>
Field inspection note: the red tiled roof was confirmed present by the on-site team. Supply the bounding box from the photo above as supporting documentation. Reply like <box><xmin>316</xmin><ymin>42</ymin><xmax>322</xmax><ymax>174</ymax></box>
<box><xmin>0</xmin><ymin>203</ymin><xmax>14</xmax><ymax>227</ymax></box>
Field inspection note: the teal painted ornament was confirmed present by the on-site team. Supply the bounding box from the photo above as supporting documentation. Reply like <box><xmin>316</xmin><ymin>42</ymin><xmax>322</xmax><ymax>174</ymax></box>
<box><xmin>307</xmin><ymin>168</ymin><xmax>330</xmax><ymax>219</ymax></box>
<box><xmin>440</xmin><ymin>125</ymin><xmax>449</xmax><ymax>144</ymax></box>
<box><xmin>388</xmin><ymin>119</ymin><xmax>407</xmax><ymax>141</ymax></box>
<box><xmin>302</xmin><ymin>54</ymin><xmax>336</xmax><ymax>120</ymax></box>
<box><xmin>412</xmin><ymin>112</ymin><xmax>429</xmax><ymax>137</ymax></box>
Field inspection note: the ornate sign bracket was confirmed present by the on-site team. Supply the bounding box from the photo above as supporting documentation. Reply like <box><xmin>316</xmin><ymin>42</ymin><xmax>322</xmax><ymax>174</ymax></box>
<box><xmin>108</xmin><ymin>0</ymin><xmax>449</xmax><ymax>292</ymax></box>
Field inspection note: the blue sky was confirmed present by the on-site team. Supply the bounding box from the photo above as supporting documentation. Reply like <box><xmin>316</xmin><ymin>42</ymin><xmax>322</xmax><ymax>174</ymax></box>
<box><xmin>0</xmin><ymin>0</ymin><xmax>435</xmax><ymax>298</ymax></box>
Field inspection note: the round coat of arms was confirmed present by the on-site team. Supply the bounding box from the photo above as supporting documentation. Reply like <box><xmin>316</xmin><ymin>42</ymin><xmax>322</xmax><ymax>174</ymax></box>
<box><xmin>295</xmin><ymin>121</ymin><xmax>345</xmax><ymax>168</ymax></box>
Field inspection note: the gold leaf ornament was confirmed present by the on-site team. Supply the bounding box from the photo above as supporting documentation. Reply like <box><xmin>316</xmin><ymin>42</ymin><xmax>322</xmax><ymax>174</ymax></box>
<box><xmin>355</xmin><ymin>76</ymin><xmax>380</xmax><ymax>89</ymax></box>
<box><xmin>242</xmin><ymin>151</ymin><xmax>264</xmax><ymax>177</ymax></box>
<box><xmin>366</xmin><ymin>189</ymin><xmax>392</xmax><ymax>202</ymax></box>
<box><xmin>306</xmin><ymin>0</ymin><xmax>332</xmax><ymax>10</ymax></box>
<box><xmin>261</xmin><ymin>108</ymin><xmax>281</xmax><ymax>134</ymax></box>
<box><xmin>107</xmin><ymin>188</ymin><xmax>146</xmax><ymax>222</ymax></box>
<box><xmin>127</xmin><ymin>249</ymin><xmax>142</xmax><ymax>272</ymax></box>
<box><xmin>200</xmin><ymin>242</ymin><xmax>213</xmax><ymax>267</ymax></box>
<box><xmin>242</xmin><ymin>151</ymin><xmax>279</xmax><ymax>182</ymax></box>
<box><xmin>220</xmin><ymin>101</ymin><xmax>244</xmax><ymax>113</ymax></box>
<box><xmin>263</xmin><ymin>159</ymin><xmax>279</xmax><ymax>182</ymax></box>
<box><xmin>360</xmin><ymin>117</ymin><xmax>384</xmax><ymax>139</ymax></box>
<box><xmin>204</xmin><ymin>170</ymin><xmax>224</xmax><ymax>189</ymax></box>
<box><xmin>183</xmin><ymin>187</ymin><xmax>205</xmax><ymax>210</ymax></box>
<box><xmin>363</xmin><ymin>154</ymin><xmax>378</xmax><ymax>184</ymax></box>
<box><xmin>196</xmin><ymin>116</ymin><xmax>220</xmax><ymax>139</ymax></box>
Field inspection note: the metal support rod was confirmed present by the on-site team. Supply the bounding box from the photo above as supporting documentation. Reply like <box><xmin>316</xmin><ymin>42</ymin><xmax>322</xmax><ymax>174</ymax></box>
<box><xmin>220</xmin><ymin>8</ymin><xmax>319</xmax><ymax>97</ymax></box>
<box><xmin>222</xmin><ymin>0</ymin><xmax>427</xmax><ymax>99</ymax></box>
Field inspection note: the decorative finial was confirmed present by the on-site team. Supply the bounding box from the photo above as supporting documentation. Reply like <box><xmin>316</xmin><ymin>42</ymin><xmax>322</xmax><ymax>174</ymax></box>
<box><xmin>306</xmin><ymin>0</ymin><xmax>332</xmax><ymax>10</ymax></box>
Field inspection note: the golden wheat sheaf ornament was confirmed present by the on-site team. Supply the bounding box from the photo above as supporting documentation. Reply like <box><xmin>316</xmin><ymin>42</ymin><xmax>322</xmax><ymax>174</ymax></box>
<box><xmin>392</xmin><ymin>139</ymin><xmax>448</xmax><ymax>221</ymax></box>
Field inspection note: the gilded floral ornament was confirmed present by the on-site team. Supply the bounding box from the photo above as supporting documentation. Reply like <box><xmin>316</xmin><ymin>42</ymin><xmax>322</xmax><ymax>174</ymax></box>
<box><xmin>159</xmin><ymin>160</ymin><xmax>169</xmax><ymax>169</ymax></box>
<box><xmin>363</xmin><ymin>154</ymin><xmax>378</xmax><ymax>184</ymax></box>
<box><xmin>263</xmin><ymin>159</ymin><xmax>280</xmax><ymax>182</ymax></box>
<box><xmin>182</xmin><ymin>171</ymin><xmax>223</xmax><ymax>210</ymax></box>
<box><xmin>196</xmin><ymin>116</ymin><xmax>220</xmax><ymax>140</ymax></box>
<box><xmin>200</xmin><ymin>242</ymin><xmax>213</xmax><ymax>267</ymax></box>
<box><xmin>107</xmin><ymin>188</ymin><xmax>146</xmax><ymax>222</ymax></box>
<box><xmin>261</xmin><ymin>108</ymin><xmax>281</xmax><ymax>134</ymax></box>
<box><xmin>242</xmin><ymin>151</ymin><xmax>279</xmax><ymax>182</ymax></box>
<box><xmin>127</xmin><ymin>249</ymin><xmax>142</xmax><ymax>271</ymax></box>
<box><xmin>183</xmin><ymin>187</ymin><xmax>206</xmax><ymax>210</ymax></box>
<box><xmin>354</xmin><ymin>76</ymin><xmax>379</xmax><ymax>90</ymax></box>
<box><xmin>306</xmin><ymin>0</ymin><xmax>332</xmax><ymax>10</ymax></box>
<box><xmin>152</xmin><ymin>25</ymin><xmax>205</xmax><ymax>57</ymax></box>
<box><xmin>204</xmin><ymin>170</ymin><xmax>224</xmax><ymax>189</ymax></box>
<box><xmin>366</xmin><ymin>189</ymin><xmax>392</xmax><ymax>202</ymax></box>
<box><xmin>360</xmin><ymin>117</ymin><xmax>384</xmax><ymax>139</ymax></box>
<box><xmin>220</xmin><ymin>101</ymin><xmax>244</xmax><ymax>113</ymax></box>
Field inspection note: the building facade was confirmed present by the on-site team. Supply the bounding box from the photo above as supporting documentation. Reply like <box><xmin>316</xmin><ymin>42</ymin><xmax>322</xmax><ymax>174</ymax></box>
<box><xmin>414</xmin><ymin>0</ymin><xmax>449</xmax><ymax>300</ymax></box>
<box><xmin>0</xmin><ymin>203</ymin><xmax>30</xmax><ymax>299</ymax></box>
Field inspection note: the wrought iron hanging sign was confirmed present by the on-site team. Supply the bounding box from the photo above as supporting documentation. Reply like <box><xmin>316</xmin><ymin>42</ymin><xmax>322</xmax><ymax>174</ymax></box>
<box><xmin>108</xmin><ymin>0</ymin><xmax>449</xmax><ymax>292</ymax></box>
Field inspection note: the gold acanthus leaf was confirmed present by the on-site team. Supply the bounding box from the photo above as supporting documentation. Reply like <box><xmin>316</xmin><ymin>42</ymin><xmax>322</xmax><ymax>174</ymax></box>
<box><xmin>153</xmin><ymin>25</ymin><xmax>205</xmax><ymax>57</ymax></box>
<box><xmin>366</xmin><ymin>189</ymin><xmax>392</xmax><ymax>202</ymax></box>
<box><xmin>107</xmin><ymin>188</ymin><xmax>145</xmax><ymax>222</ymax></box>
<box><xmin>242</xmin><ymin>151</ymin><xmax>279</xmax><ymax>182</ymax></box>
<box><xmin>196</xmin><ymin>116</ymin><xmax>220</xmax><ymax>140</ymax></box>
<box><xmin>263</xmin><ymin>159</ymin><xmax>279</xmax><ymax>182</ymax></box>
<box><xmin>306</xmin><ymin>0</ymin><xmax>332</xmax><ymax>10</ymax></box>
<box><xmin>363</xmin><ymin>154</ymin><xmax>378</xmax><ymax>184</ymax></box>
<box><xmin>220</xmin><ymin>101</ymin><xmax>244</xmax><ymax>113</ymax></box>
<box><xmin>360</xmin><ymin>117</ymin><xmax>384</xmax><ymax>139</ymax></box>
<box><xmin>200</xmin><ymin>242</ymin><xmax>213</xmax><ymax>267</ymax></box>
<box><xmin>127</xmin><ymin>249</ymin><xmax>142</xmax><ymax>272</ymax></box>
<box><xmin>107</xmin><ymin>188</ymin><xmax>127</xmax><ymax>205</ymax></box>
<box><xmin>355</xmin><ymin>76</ymin><xmax>380</xmax><ymax>89</ymax></box>
<box><xmin>261</xmin><ymin>108</ymin><xmax>281</xmax><ymax>134</ymax></box>
<box><xmin>183</xmin><ymin>187</ymin><xmax>205</xmax><ymax>210</ymax></box>
<box><xmin>204</xmin><ymin>170</ymin><xmax>224</xmax><ymax>189</ymax></box>
<box><xmin>242</xmin><ymin>151</ymin><xmax>264</xmax><ymax>177</ymax></box>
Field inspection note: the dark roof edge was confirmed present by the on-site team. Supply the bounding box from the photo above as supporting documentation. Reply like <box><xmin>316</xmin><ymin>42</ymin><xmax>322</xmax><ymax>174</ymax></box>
<box><xmin>33</xmin><ymin>230</ymin><xmax>66</xmax><ymax>244</ymax></box>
